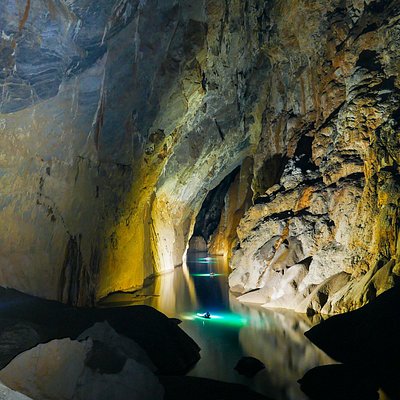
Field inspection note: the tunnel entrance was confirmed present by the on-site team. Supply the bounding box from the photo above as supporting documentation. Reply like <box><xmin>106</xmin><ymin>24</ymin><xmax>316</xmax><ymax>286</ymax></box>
<box><xmin>190</xmin><ymin>167</ymin><xmax>240</xmax><ymax>252</ymax></box>
<box><xmin>189</xmin><ymin>158</ymin><xmax>253</xmax><ymax>256</ymax></box>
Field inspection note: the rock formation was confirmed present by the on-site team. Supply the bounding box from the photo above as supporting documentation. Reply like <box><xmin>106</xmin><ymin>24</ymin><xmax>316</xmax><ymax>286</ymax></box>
<box><xmin>228</xmin><ymin>0</ymin><xmax>400</xmax><ymax>314</ymax></box>
<box><xmin>0</xmin><ymin>337</ymin><xmax>165</xmax><ymax>400</ymax></box>
<box><xmin>0</xmin><ymin>0</ymin><xmax>399</xmax><ymax>314</ymax></box>
<box><xmin>0</xmin><ymin>0</ymin><xmax>267</xmax><ymax>305</ymax></box>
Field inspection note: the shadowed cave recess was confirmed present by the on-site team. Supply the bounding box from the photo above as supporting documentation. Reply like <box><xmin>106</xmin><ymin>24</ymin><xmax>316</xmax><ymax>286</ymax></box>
<box><xmin>1</xmin><ymin>0</ymin><xmax>400</xmax><ymax>399</ymax></box>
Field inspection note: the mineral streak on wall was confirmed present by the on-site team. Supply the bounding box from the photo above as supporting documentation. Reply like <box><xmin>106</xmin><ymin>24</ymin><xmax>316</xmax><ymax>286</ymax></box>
<box><xmin>1</xmin><ymin>0</ymin><xmax>399</xmax><ymax>312</ymax></box>
<box><xmin>0</xmin><ymin>0</ymin><xmax>267</xmax><ymax>304</ymax></box>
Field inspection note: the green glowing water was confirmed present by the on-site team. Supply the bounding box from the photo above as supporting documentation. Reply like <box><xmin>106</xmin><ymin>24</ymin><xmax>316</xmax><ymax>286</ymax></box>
<box><xmin>103</xmin><ymin>251</ymin><xmax>334</xmax><ymax>400</ymax></box>
<box><xmin>180</xmin><ymin>312</ymin><xmax>248</xmax><ymax>328</ymax></box>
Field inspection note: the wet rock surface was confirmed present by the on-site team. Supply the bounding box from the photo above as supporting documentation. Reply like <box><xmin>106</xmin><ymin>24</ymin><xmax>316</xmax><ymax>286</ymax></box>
<box><xmin>298</xmin><ymin>364</ymin><xmax>379</xmax><ymax>400</ymax></box>
<box><xmin>304</xmin><ymin>286</ymin><xmax>400</xmax><ymax>399</ymax></box>
<box><xmin>0</xmin><ymin>287</ymin><xmax>200</xmax><ymax>375</ymax></box>
<box><xmin>234</xmin><ymin>356</ymin><xmax>265</xmax><ymax>378</ymax></box>
<box><xmin>229</xmin><ymin>0</ymin><xmax>400</xmax><ymax>314</ymax></box>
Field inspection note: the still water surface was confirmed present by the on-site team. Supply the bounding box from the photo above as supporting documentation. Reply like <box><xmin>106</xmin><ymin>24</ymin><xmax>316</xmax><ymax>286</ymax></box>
<box><xmin>103</xmin><ymin>252</ymin><xmax>334</xmax><ymax>400</ymax></box>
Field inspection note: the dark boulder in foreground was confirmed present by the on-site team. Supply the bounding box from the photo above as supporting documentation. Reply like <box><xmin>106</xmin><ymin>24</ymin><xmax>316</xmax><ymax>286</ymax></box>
<box><xmin>234</xmin><ymin>356</ymin><xmax>265</xmax><ymax>378</ymax></box>
<box><xmin>298</xmin><ymin>363</ymin><xmax>379</xmax><ymax>400</ymax></box>
<box><xmin>0</xmin><ymin>287</ymin><xmax>200</xmax><ymax>374</ymax></box>
<box><xmin>159</xmin><ymin>376</ymin><xmax>270</xmax><ymax>400</ymax></box>
<box><xmin>304</xmin><ymin>286</ymin><xmax>400</xmax><ymax>398</ymax></box>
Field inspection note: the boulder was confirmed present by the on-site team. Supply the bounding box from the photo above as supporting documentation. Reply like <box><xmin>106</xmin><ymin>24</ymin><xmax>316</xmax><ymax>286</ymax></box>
<box><xmin>0</xmin><ymin>338</ymin><xmax>164</xmax><ymax>400</ymax></box>
<box><xmin>234</xmin><ymin>356</ymin><xmax>265</xmax><ymax>378</ymax></box>
<box><xmin>298</xmin><ymin>364</ymin><xmax>379</xmax><ymax>400</ymax></box>
<box><xmin>0</xmin><ymin>287</ymin><xmax>200</xmax><ymax>375</ymax></box>
<box><xmin>77</xmin><ymin>321</ymin><xmax>155</xmax><ymax>371</ymax></box>
<box><xmin>304</xmin><ymin>286</ymin><xmax>400</xmax><ymax>398</ymax></box>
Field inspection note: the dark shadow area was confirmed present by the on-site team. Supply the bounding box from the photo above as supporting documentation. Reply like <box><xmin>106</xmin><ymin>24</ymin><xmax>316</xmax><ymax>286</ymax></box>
<box><xmin>0</xmin><ymin>286</ymin><xmax>200</xmax><ymax>375</ymax></box>
<box><xmin>294</xmin><ymin>135</ymin><xmax>318</xmax><ymax>172</ymax></box>
<box><xmin>254</xmin><ymin>154</ymin><xmax>288</xmax><ymax>195</ymax></box>
<box><xmin>160</xmin><ymin>375</ymin><xmax>270</xmax><ymax>400</ymax></box>
<box><xmin>193</xmin><ymin>167</ymin><xmax>240</xmax><ymax>242</ymax></box>
<box><xmin>301</xmin><ymin>285</ymin><xmax>400</xmax><ymax>399</ymax></box>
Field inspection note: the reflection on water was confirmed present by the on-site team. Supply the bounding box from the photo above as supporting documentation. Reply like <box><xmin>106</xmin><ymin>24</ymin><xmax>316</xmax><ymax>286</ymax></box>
<box><xmin>102</xmin><ymin>253</ymin><xmax>334</xmax><ymax>400</ymax></box>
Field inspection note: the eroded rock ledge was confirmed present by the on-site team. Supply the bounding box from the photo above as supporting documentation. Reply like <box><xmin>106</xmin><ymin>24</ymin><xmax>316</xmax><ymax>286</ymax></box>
<box><xmin>228</xmin><ymin>0</ymin><xmax>400</xmax><ymax>314</ymax></box>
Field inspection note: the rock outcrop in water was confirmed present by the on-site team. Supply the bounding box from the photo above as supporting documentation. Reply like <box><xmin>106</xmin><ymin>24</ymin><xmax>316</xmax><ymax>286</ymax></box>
<box><xmin>303</xmin><ymin>286</ymin><xmax>400</xmax><ymax>398</ymax></box>
<box><xmin>0</xmin><ymin>0</ymin><xmax>399</xmax><ymax>313</ymax></box>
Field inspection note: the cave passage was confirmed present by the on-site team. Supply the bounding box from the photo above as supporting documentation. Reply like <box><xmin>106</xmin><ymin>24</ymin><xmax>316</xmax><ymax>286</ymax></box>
<box><xmin>102</xmin><ymin>249</ymin><xmax>334</xmax><ymax>400</ymax></box>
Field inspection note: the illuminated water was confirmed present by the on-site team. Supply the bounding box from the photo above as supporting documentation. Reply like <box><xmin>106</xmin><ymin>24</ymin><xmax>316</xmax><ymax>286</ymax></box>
<box><xmin>103</xmin><ymin>253</ymin><xmax>334</xmax><ymax>400</ymax></box>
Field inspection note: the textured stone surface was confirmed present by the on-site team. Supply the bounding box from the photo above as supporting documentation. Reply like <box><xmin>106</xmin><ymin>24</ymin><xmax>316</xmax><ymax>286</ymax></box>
<box><xmin>0</xmin><ymin>338</ymin><xmax>164</xmax><ymax>400</ymax></box>
<box><xmin>228</xmin><ymin>0</ymin><xmax>400</xmax><ymax>314</ymax></box>
<box><xmin>0</xmin><ymin>0</ymin><xmax>269</xmax><ymax>304</ymax></box>
<box><xmin>0</xmin><ymin>0</ymin><xmax>399</xmax><ymax>314</ymax></box>
<box><xmin>0</xmin><ymin>287</ymin><xmax>201</xmax><ymax>376</ymax></box>
<box><xmin>0</xmin><ymin>382</ymin><xmax>32</xmax><ymax>400</ymax></box>
<box><xmin>77</xmin><ymin>321</ymin><xmax>156</xmax><ymax>371</ymax></box>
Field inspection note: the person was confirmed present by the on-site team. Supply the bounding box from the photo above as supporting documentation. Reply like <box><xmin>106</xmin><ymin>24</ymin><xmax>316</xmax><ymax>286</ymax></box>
<box><xmin>203</xmin><ymin>311</ymin><xmax>211</xmax><ymax>319</ymax></box>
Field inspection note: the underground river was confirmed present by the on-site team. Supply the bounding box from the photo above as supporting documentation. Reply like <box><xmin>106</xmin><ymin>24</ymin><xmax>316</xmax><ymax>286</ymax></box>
<box><xmin>101</xmin><ymin>251</ymin><xmax>334</xmax><ymax>400</ymax></box>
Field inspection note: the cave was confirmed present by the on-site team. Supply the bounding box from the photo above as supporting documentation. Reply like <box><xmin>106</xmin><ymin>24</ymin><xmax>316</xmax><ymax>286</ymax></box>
<box><xmin>0</xmin><ymin>0</ymin><xmax>400</xmax><ymax>399</ymax></box>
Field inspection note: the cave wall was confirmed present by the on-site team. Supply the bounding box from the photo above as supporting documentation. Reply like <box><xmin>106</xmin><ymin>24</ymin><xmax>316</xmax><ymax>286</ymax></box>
<box><xmin>229</xmin><ymin>0</ymin><xmax>400</xmax><ymax>314</ymax></box>
<box><xmin>0</xmin><ymin>0</ymin><xmax>269</xmax><ymax>304</ymax></box>
<box><xmin>1</xmin><ymin>0</ymin><xmax>399</xmax><ymax>312</ymax></box>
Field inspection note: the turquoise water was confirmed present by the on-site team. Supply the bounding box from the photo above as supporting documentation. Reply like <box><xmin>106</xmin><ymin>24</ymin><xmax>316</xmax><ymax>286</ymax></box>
<box><xmin>103</xmin><ymin>252</ymin><xmax>333</xmax><ymax>400</ymax></box>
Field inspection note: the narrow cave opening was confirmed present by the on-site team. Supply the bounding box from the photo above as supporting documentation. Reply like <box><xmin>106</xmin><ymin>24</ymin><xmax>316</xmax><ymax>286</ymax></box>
<box><xmin>190</xmin><ymin>166</ymin><xmax>241</xmax><ymax>251</ymax></box>
<box><xmin>294</xmin><ymin>134</ymin><xmax>317</xmax><ymax>172</ymax></box>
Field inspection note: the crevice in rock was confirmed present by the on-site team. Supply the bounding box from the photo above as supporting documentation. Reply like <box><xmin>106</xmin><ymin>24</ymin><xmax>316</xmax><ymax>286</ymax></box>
<box><xmin>294</xmin><ymin>135</ymin><xmax>318</xmax><ymax>172</ymax></box>
<box><xmin>59</xmin><ymin>235</ymin><xmax>83</xmax><ymax>306</ymax></box>
<box><xmin>255</xmin><ymin>154</ymin><xmax>288</xmax><ymax>195</ymax></box>
<box><xmin>193</xmin><ymin>167</ymin><xmax>240</xmax><ymax>243</ymax></box>
<box><xmin>356</xmin><ymin>50</ymin><xmax>381</xmax><ymax>72</ymax></box>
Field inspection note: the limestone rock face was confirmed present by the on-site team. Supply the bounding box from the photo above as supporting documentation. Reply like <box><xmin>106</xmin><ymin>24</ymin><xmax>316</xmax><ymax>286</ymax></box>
<box><xmin>229</xmin><ymin>0</ymin><xmax>400</xmax><ymax>314</ymax></box>
<box><xmin>0</xmin><ymin>0</ymin><xmax>399</xmax><ymax>313</ymax></box>
<box><xmin>0</xmin><ymin>0</ymin><xmax>269</xmax><ymax>304</ymax></box>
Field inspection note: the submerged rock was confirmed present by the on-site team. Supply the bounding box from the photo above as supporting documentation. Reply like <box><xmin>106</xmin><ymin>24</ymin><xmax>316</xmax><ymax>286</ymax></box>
<box><xmin>298</xmin><ymin>364</ymin><xmax>379</xmax><ymax>400</ymax></box>
<box><xmin>234</xmin><ymin>356</ymin><xmax>265</xmax><ymax>378</ymax></box>
<box><xmin>304</xmin><ymin>286</ymin><xmax>400</xmax><ymax>398</ymax></box>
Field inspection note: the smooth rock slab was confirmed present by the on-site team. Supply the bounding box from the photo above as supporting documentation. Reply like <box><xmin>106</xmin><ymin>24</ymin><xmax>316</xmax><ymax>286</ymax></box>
<box><xmin>0</xmin><ymin>338</ymin><xmax>164</xmax><ymax>400</ymax></box>
<box><xmin>0</xmin><ymin>382</ymin><xmax>33</xmax><ymax>400</ymax></box>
